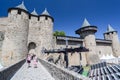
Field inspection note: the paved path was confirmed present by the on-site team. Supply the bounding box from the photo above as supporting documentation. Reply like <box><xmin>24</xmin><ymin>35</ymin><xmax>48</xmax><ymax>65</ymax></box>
<box><xmin>11</xmin><ymin>60</ymin><xmax>55</xmax><ymax>80</ymax></box>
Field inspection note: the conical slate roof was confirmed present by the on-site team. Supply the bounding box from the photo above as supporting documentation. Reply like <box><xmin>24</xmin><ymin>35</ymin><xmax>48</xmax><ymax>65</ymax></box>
<box><xmin>81</xmin><ymin>18</ymin><xmax>90</xmax><ymax>27</ymax></box>
<box><xmin>31</xmin><ymin>8</ymin><xmax>38</xmax><ymax>15</ymax></box>
<box><xmin>41</xmin><ymin>8</ymin><xmax>50</xmax><ymax>16</ymax></box>
<box><xmin>107</xmin><ymin>24</ymin><xmax>115</xmax><ymax>32</ymax></box>
<box><xmin>16</xmin><ymin>1</ymin><xmax>27</xmax><ymax>11</ymax></box>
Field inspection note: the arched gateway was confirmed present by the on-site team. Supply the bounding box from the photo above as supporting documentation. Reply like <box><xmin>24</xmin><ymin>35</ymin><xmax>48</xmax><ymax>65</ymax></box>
<box><xmin>28</xmin><ymin>42</ymin><xmax>36</xmax><ymax>51</ymax></box>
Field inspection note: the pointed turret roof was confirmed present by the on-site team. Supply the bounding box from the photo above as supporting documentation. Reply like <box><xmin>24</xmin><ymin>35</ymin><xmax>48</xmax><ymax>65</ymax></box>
<box><xmin>107</xmin><ymin>24</ymin><xmax>115</xmax><ymax>32</ymax></box>
<box><xmin>31</xmin><ymin>8</ymin><xmax>38</xmax><ymax>15</ymax></box>
<box><xmin>41</xmin><ymin>8</ymin><xmax>50</xmax><ymax>16</ymax></box>
<box><xmin>16</xmin><ymin>1</ymin><xmax>27</xmax><ymax>11</ymax></box>
<box><xmin>81</xmin><ymin>18</ymin><xmax>90</xmax><ymax>27</ymax></box>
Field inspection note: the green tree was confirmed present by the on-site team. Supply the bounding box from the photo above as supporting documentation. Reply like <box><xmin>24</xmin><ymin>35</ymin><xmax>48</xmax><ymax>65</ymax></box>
<box><xmin>53</xmin><ymin>31</ymin><xmax>66</xmax><ymax>36</ymax></box>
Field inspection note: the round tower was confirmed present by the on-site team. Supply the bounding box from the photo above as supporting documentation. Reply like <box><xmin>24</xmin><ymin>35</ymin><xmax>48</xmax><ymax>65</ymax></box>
<box><xmin>1</xmin><ymin>1</ymin><xmax>29</xmax><ymax>66</ymax></box>
<box><xmin>104</xmin><ymin>24</ymin><xmax>120</xmax><ymax>57</ymax></box>
<box><xmin>39</xmin><ymin>8</ymin><xmax>54</xmax><ymax>59</ymax></box>
<box><xmin>28</xmin><ymin>8</ymin><xmax>41</xmax><ymax>57</ymax></box>
<box><xmin>76</xmin><ymin>18</ymin><xmax>99</xmax><ymax>65</ymax></box>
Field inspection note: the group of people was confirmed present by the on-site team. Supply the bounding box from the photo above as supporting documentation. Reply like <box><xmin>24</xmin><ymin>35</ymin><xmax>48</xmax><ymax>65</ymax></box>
<box><xmin>26</xmin><ymin>54</ymin><xmax>38</xmax><ymax>68</ymax></box>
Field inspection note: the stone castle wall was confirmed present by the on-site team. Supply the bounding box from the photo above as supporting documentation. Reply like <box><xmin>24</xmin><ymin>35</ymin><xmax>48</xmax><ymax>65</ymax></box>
<box><xmin>96</xmin><ymin>42</ymin><xmax>113</xmax><ymax>57</ymax></box>
<box><xmin>111</xmin><ymin>32</ymin><xmax>120</xmax><ymax>57</ymax></box>
<box><xmin>28</xmin><ymin>16</ymin><xmax>42</xmax><ymax>57</ymax></box>
<box><xmin>39</xmin><ymin>16</ymin><xmax>53</xmax><ymax>59</ymax></box>
<box><xmin>28</xmin><ymin>15</ymin><xmax>53</xmax><ymax>59</ymax></box>
<box><xmin>104</xmin><ymin>32</ymin><xmax>120</xmax><ymax>57</ymax></box>
<box><xmin>0</xmin><ymin>7</ymin><xmax>54</xmax><ymax>66</ymax></box>
<box><xmin>54</xmin><ymin>38</ymin><xmax>87</xmax><ymax>66</ymax></box>
<box><xmin>0</xmin><ymin>17</ymin><xmax>8</xmax><ymax>32</ymax></box>
<box><xmin>0</xmin><ymin>18</ymin><xmax>8</xmax><ymax>62</ymax></box>
<box><xmin>83</xmin><ymin>32</ymin><xmax>99</xmax><ymax>65</ymax></box>
<box><xmin>1</xmin><ymin>9</ymin><xmax>29</xmax><ymax>66</ymax></box>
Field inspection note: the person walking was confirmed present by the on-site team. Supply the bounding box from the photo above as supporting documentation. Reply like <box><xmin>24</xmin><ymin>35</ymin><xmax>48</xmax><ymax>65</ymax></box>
<box><xmin>26</xmin><ymin>54</ymin><xmax>31</xmax><ymax>68</ymax></box>
<box><xmin>33</xmin><ymin>55</ymin><xmax>38</xmax><ymax>68</ymax></box>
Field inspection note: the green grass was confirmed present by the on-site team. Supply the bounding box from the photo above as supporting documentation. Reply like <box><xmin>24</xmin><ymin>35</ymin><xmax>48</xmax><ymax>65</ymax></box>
<box><xmin>82</xmin><ymin>66</ymin><xmax>90</xmax><ymax>77</ymax></box>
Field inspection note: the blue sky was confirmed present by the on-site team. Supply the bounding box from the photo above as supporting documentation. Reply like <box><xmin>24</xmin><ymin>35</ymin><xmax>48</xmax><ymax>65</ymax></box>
<box><xmin>0</xmin><ymin>0</ymin><xmax>120</xmax><ymax>39</ymax></box>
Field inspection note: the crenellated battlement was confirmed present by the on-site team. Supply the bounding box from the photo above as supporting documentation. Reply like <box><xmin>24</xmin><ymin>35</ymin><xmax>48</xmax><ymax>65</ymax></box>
<box><xmin>39</xmin><ymin>15</ymin><xmax>54</xmax><ymax>22</ymax></box>
<box><xmin>8</xmin><ymin>7</ymin><xmax>54</xmax><ymax>22</ymax></box>
<box><xmin>8</xmin><ymin>8</ymin><xmax>29</xmax><ymax>20</ymax></box>
<box><xmin>8</xmin><ymin>8</ymin><xmax>29</xmax><ymax>15</ymax></box>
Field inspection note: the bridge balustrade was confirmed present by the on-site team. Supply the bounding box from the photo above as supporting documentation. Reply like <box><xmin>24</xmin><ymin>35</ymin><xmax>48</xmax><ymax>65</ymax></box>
<box><xmin>0</xmin><ymin>59</ymin><xmax>25</xmax><ymax>80</ymax></box>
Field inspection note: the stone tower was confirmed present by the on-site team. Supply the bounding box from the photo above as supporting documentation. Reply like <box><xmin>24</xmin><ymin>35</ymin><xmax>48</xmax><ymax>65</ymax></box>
<box><xmin>28</xmin><ymin>8</ymin><xmax>54</xmax><ymax>59</ymax></box>
<box><xmin>76</xmin><ymin>18</ymin><xmax>99</xmax><ymax>65</ymax></box>
<box><xmin>104</xmin><ymin>24</ymin><xmax>120</xmax><ymax>57</ymax></box>
<box><xmin>39</xmin><ymin>8</ymin><xmax>54</xmax><ymax>59</ymax></box>
<box><xmin>1</xmin><ymin>2</ymin><xmax>29</xmax><ymax>66</ymax></box>
<box><xmin>28</xmin><ymin>8</ymin><xmax>41</xmax><ymax>56</ymax></box>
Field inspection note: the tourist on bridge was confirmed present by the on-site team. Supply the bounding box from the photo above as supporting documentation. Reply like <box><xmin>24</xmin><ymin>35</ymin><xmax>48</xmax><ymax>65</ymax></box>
<box><xmin>26</xmin><ymin>54</ymin><xmax>31</xmax><ymax>68</ymax></box>
<box><xmin>33</xmin><ymin>55</ymin><xmax>38</xmax><ymax>68</ymax></box>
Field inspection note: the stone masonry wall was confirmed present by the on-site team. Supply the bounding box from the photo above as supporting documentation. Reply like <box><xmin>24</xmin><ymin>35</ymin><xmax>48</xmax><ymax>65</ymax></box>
<box><xmin>104</xmin><ymin>32</ymin><xmax>120</xmax><ymax>57</ymax></box>
<box><xmin>55</xmin><ymin>39</ymin><xmax>87</xmax><ymax>66</ymax></box>
<box><xmin>39</xmin><ymin>59</ymin><xmax>90</xmax><ymax>80</ymax></box>
<box><xmin>84</xmin><ymin>32</ymin><xmax>99</xmax><ymax>65</ymax></box>
<box><xmin>0</xmin><ymin>32</ymin><xmax>4</xmax><ymax>64</ymax></box>
<box><xmin>28</xmin><ymin>16</ymin><xmax>42</xmax><ymax>57</ymax></box>
<box><xmin>40</xmin><ymin>17</ymin><xmax>53</xmax><ymax>50</ymax></box>
<box><xmin>96</xmin><ymin>42</ymin><xmax>113</xmax><ymax>58</ymax></box>
<box><xmin>1</xmin><ymin>9</ymin><xmax>29</xmax><ymax>66</ymax></box>
<box><xmin>0</xmin><ymin>17</ymin><xmax>8</xmax><ymax>32</ymax></box>
<box><xmin>28</xmin><ymin>16</ymin><xmax>53</xmax><ymax>59</ymax></box>
<box><xmin>39</xmin><ymin>16</ymin><xmax>54</xmax><ymax>59</ymax></box>
<box><xmin>111</xmin><ymin>32</ymin><xmax>120</xmax><ymax>57</ymax></box>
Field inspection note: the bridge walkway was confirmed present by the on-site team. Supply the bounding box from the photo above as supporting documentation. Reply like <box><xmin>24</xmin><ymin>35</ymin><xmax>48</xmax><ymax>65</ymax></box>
<box><xmin>10</xmin><ymin>60</ymin><xmax>55</xmax><ymax>80</ymax></box>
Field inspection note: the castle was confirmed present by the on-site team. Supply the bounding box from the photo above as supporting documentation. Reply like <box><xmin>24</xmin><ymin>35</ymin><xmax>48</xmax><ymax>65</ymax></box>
<box><xmin>0</xmin><ymin>1</ymin><xmax>120</xmax><ymax>67</ymax></box>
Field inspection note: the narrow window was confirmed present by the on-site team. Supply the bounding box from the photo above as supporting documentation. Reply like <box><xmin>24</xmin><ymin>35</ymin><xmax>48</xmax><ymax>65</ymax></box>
<box><xmin>18</xmin><ymin>10</ymin><xmax>21</xmax><ymax>14</ymax></box>
<box><xmin>45</xmin><ymin>17</ymin><xmax>48</xmax><ymax>20</ymax></box>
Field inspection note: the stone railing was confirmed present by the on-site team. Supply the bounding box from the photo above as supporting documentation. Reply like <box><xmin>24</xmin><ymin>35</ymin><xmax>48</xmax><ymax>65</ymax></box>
<box><xmin>0</xmin><ymin>59</ymin><xmax>25</xmax><ymax>80</ymax></box>
<box><xmin>39</xmin><ymin>59</ymin><xmax>91</xmax><ymax>80</ymax></box>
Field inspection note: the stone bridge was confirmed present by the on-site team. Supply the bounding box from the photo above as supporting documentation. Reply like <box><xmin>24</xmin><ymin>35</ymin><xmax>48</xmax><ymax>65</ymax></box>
<box><xmin>0</xmin><ymin>59</ymin><xmax>90</xmax><ymax>80</ymax></box>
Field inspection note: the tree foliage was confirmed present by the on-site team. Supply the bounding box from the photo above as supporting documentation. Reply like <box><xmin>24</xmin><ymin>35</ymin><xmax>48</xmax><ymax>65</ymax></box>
<box><xmin>53</xmin><ymin>31</ymin><xmax>66</xmax><ymax>36</ymax></box>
